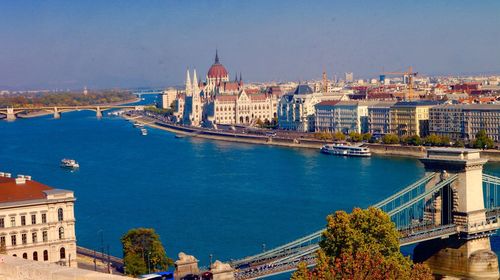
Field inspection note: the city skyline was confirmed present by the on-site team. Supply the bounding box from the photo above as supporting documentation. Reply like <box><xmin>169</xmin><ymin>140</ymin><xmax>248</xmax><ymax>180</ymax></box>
<box><xmin>1</xmin><ymin>0</ymin><xmax>500</xmax><ymax>90</ymax></box>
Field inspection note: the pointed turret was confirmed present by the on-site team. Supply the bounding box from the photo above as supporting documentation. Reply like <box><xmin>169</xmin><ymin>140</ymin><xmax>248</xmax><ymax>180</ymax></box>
<box><xmin>193</xmin><ymin>69</ymin><xmax>199</xmax><ymax>95</ymax></box>
<box><xmin>239</xmin><ymin>72</ymin><xmax>242</xmax><ymax>83</ymax></box>
<box><xmin>234</xmin><ymin>73</ymin><xmax>238</xmax><ymax>82</ymax></box>
<box><xmin>215</xmin><ymin>49</ymin><xmax>219</xmax><ymax>64</ymax></box>
<box><xmin>185</xmin><ymin>68</ymin><xmax>192</xmax><ymax>96</ymax></box>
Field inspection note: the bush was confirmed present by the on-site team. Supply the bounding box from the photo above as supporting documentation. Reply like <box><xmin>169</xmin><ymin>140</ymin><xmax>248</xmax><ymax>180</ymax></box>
<box><xmin>473</xmin><ymin>130</ymin><xmax>494</xmax><ymax>149</ymax></box>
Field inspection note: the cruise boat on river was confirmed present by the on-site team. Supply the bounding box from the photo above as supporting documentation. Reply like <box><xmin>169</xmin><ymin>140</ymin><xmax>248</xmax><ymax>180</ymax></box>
<box><xmin>141</xmin><ymin>128</ymin><xmax>148</xmax><ymax>136</ymax></box>
<box><xmin>60</xmin><ymin>159</ymin><xmax>80</xmax><ymax>169</ymax></box>
<box><xmin>320</xmin><ymin>143</ymin><xmax>371</xmax><ymax>157</ymax></box>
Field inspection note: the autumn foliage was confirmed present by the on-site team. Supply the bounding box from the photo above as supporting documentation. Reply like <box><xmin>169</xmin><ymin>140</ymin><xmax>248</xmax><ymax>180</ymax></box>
<box><xmin>291</xmin><ymin>208</ymin><xmax>433</xmax><ymax>280</ymax></box>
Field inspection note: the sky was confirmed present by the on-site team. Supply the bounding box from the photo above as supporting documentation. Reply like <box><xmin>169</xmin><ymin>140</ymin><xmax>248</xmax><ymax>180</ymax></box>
<box><xmin>0</xmin><ymin>0</ymin><xmax>499</xmax><ymax>90</ymax></box>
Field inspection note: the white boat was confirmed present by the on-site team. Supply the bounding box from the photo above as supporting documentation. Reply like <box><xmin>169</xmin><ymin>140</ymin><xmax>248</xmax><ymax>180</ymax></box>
<box><xmin>320</xmin><ymin>143</ymin><xmax>371</xmax><ymax>157</ymax></box>
<box><xmin>60</xmin><ymin>159</ymin><xmax>80</xmax><ymax>169</ymax></box>
<box><xmin>141</xmin><ymin>128</ymin><xmax>148</xmax><ymax>136</ymax></box>
<box><xmin>133</xmin><ymin>123</ymin><xmax>144</xmax><ymax>128</ymax></box>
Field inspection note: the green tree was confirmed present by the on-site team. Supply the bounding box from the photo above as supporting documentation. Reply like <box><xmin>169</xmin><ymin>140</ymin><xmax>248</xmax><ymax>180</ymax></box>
<box><xmin>423</xmin><ymin>134</ymin><xmax>443</xmax><ymax>146</ymax></box>
<box><xmin>362</xmin><ymin>133</ymin><xmax>372</xmax><ymax>142</ymax></box>
<box><xmin>292</xmin><ymin>208</ymin><xmax>433</xmax><ymax>280</ymax></box>
<box><xmin>349</xmin><ymin>132</ymin><xmax>363</xmax><ymax>142</ymax></box>
<box><xmin>473</xmin><ymin>129</ymin><xmax>494</xmax><ymax>149</ymax></box>
<box><xmin>255</xmin><ymin>118</ymin><xmax>264</xmax><ymax>127</ymax></box>
<box><xmin>382</xmin><ymin>134</ymin><xmax>399</xmax><ymax>144</ymax></box>
<box><xmin>121</xmin><ymin>228</ymin><xmax>172</xmax><ymax>277</ymax></box>
<box><xmin>407</xmin><ymin>135</ymin><xmax>423</xmax><ymax>146</ymax></box>
<box><xmin>454</xmin><ymin>140</ymin><xmax>465</xmax><ymax>148</ymax></box>
<box><xmin>333</xmin><ymin>131</ymin><xmax>346</xmax><ymax>141</ymax></box>
<box><xmin>314</xmin><ymin>132</ymin><xmax>333</xmax><ymax>141</ymax></box>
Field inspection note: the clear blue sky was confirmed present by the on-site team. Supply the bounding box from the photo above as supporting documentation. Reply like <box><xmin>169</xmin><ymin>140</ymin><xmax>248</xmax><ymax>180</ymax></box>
<box><xmin>1</xmin><ymin>0</ymin><xmax>499</xmax><ymax>90</ymax></box>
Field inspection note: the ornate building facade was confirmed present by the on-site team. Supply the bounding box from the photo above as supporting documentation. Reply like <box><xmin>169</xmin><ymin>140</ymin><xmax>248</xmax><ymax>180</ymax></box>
<box><xmin>174</xmin><ymin>51</ymin><xmax>278</xmax><ymax>127</ymax></box>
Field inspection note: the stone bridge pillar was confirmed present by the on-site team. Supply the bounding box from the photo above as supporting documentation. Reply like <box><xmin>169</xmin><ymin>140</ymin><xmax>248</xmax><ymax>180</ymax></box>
<box><xmin>414</xmin><ymin>148</ymin><xmax>499</xmax><ymax>279</ymax></box>
<box><xmin>53</xmin><ymin>107</ymin><xmax>61</xmax><ymax>119</ymax></box>
<box><xmin>96</xmin><ymin>107</ymin><xmax>103</xmax><ymax>119</ymax></box>
<box><xmin>174</xmin><ymin>252</ymin><xmax>199</xmax><ymax>279</ymax></box>
<box><xmin>6</xmin><ymin>107</ymin><xmax>16</xmax><ymax>120</ymax></box>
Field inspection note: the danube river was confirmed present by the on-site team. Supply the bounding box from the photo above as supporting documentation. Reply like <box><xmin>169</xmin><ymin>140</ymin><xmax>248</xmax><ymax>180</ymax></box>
<box><xmin>1</xmin><ymin>96</ymin><xmax>500</xmax><ymax>268</ymax></box>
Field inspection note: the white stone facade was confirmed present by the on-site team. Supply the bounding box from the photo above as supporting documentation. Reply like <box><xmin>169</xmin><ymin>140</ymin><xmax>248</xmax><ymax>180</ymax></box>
<box><xmin>0</xmin><ymin>175</ymin><xmax>77</xmax><ymax>268</ymax></box>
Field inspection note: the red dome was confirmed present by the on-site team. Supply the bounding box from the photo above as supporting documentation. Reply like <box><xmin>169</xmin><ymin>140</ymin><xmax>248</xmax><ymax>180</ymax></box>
<box><xmin>207</xmin><ymin>63</ymin><xmax>228</xmax><ymax>79</ymax></box>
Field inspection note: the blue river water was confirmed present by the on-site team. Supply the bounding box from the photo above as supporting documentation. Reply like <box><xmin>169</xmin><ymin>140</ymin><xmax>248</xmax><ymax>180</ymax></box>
<box><xmin>1</xmin><ymin>95</ymin><xmax>500</xmax><ymax>272</ymax></box>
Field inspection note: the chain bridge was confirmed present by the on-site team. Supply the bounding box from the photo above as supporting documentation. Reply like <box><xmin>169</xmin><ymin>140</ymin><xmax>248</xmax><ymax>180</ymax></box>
<box><xmin>215</xmin><ymin>148</ymin><xmax>499</xmax><ymax>280</ymax></box>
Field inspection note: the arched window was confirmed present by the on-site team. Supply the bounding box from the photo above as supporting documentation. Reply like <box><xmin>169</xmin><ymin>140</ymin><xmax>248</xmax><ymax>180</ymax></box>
<box><xmin>57</xmin><ymin>208</ymin><xmax>64</xmax><ymax>221</ymax></box>
<box><xmin>60</xmin><ymin>247</ymin><xmax>66</xmax><ymax>260</ymax></box>
<box><xmin>33</xmin><ymin>251</ymin><xmax>38</xmax><ymax>261</ymax></box>
<box><xmin>22</xmin><ymin>253</ymin><xmax>27</xmax><ymax>259</ymax></box>
<box><xmin>12</xmin><ymin>254</ymin><xmax>17</xmax><ymax>257</ymax></box>
<box><xmin>58</xmin><ymin>227</ymin><xmax>64</xmax><ymax>239</ymax></box>
<box><xmin>43</xmin><ymin>250</ymin><xmax>48</xmax><ymax>261</ymax></box>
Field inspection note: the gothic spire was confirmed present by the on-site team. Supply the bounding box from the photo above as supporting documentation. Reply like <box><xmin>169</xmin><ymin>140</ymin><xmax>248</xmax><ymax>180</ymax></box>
<box><xmin>215</xmin><ymin>49</ymin><xmax>219</xmax><ymax>64</ymax></box>
<box><xmin>193</xmin><ymin>69</ymin><xmax>199</xmax><ymax>94</ymax></box>
<box><xmin>239</xmin><ymin>72</ymin><xmax>242</xmax><ymax>82</ymax></box>
<box><xmin>185</xmin><ymin>68</ymin><xmax>192</xmax><ymax>96</ymax></box>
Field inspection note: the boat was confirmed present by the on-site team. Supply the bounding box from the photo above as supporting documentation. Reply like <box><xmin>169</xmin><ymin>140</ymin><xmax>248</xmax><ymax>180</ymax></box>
<box><xmin>175</xmin><ymin>134</ymin><xmax>186</xmax><ymax>138</ymax></box>
<box><xmin>133</xmin><ymin>123</ymin><xmax>144</xmax><ymax>128</ymax></box>
<box><xmin>60</xmin><ymin>159</ymin><xmax>80</xmax><ymax>169</ymax></box>
<box><xmin>141</xmin><ymin>128</ymin><xmax>148</xmax><ymax>136</ymax></box>
<box><xmin>320</xmin><ymin>143</ymin><xmax>371</xmax><ymax>157</ymax></box>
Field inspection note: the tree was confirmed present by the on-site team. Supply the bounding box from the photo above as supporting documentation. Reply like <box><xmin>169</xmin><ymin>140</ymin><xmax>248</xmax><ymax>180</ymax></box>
<box><xmin>0</xmin><ymin>243</ymin><xmax>6</xmax><ymax>254</ymax></box>
<box><xmin>362</xmin><ymin>133</ymin><xmax>372</xmax><ymax>142</ymax></box>
<box><xmin>423</xmin><ymin>134</ymin><xmax>442</xmax><ymax>146</ymax></box>
<box><xmin>314</xmin><ymin>132</ymin><xmax>333</xmax><ymax>141</ymax></box>
<box><xmin>121</xmin><ymin>228</ymin><xmax>172</xmax><ymax>277</ymax></box>
<box><xmin>454</xmin><ymin>140</ymin><xmax>465</xmax><ymax>148</ymax></box>
<box><xmin>292</xmin><ymin>208</ymin><xmax>433</xmax><ymax>280</ymax></box>
<box><xmin>333</xmin><ymin>131</ymin><xmax>346</xmax><ymax>141</ymax></box>
<box><xmin>382</xmin><ymin>134</ymin><xmax>399</xmax><ymax>144</ymax></box>
<box><xmin>349</xmin><ymin>132</ymin><xmax>363</xmax><ymax>142</ymax></box>
<box><xmin>320</xmin><ymin>208</ymin><xmax>400</xmax><ymax>258</ymax></box>
<box><xmin>255</xmin><ymin>118</ymin><xmax>264</xmax><ymax>127</ymax></box>
<box><xmin>407</xmin><ymin>135</ymin><xmax>422</xmax><ymax>146</ymax></box>
<box><xmin>473</xmin><ymin>129</ymin><xmax>494</xmax><ymax>149</ymax></box>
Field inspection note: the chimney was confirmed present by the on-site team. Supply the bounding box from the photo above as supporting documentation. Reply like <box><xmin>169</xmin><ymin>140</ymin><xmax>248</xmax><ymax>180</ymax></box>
<box><xmin>15</xmin><ymin>175</ymin><xmax>26</xmax><ymax>185</ymax></box>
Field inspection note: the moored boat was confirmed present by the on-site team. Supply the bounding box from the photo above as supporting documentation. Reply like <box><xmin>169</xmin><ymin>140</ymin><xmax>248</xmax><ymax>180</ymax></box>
<box><xmin>141</xmin><ymin>128</ymin><xmax>148</xmax><ymax>136</ymax></box>
<box><xmin>60</xmin><ymin>159</ymin><xmax>80</xmax><ymax>169</ymax></box>
<box><xmin>320</xmin><ymin>143</ymin><xmax>371</xmax><ymax>157</ymax></box>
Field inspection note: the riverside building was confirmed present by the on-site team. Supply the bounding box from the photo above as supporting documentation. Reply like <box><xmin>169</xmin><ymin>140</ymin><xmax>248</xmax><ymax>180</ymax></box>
<box><xmin>429</xmin><ymin>104</ymin><xmax>500</xmax><ymax>141</ymax></box>
<box><xmin>367</xmin><ymin>102</ymin><xmax>396</xmax><ymax>134</ymax></box>
<box><xmin>0</xmin><ymin>173</ymin><xmax>77</xmax><ymax>267</ymax></box>
<box><xmin>314</xmin><ymin>101</ymin><xmax>370</xmax><ymax>134</ymax></box>
<box><xmin>174</xmin><ymin>51</ymin><xmax>277</xmax><ymax>126</ymax></box>
<box><xmin>389</xmin><ymin>101</ymin><xmax>440</xmax><ymax>137</ymax></box>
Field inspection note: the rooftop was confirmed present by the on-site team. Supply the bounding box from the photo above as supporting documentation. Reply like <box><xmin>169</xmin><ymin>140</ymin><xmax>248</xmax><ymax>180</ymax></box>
<box><xmin>0</xmin><ymin>174</ymin><xmax>67</xmax><ymax>204</ymax></box>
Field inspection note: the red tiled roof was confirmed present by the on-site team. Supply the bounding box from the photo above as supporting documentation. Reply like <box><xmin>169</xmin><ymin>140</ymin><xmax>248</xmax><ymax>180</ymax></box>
<box><xmin>0</xmin><ymin>177</ymin><xmax>53</xmax><ymax>203</ymax></box>
<box><xmin>223</xmin><ymin>82</ymin><xmax>240</xmax><ymax>91</ymax></box>
<box><xmin>250</xmin><ymin>94</ymin><xmax>268</xmax><ymax>101</ymax></box>
<box><xmin>316</xmin><ymin>100</ymin><xmax>340</xmax><ymax>106</ymax></box>
<box><xmin>245</xmin><ymin>88</ymin><xmax>260</xmax><ymax>95</ymax></box>
<box><xmin>216</xmin><ymin>95</ymin><xmax>237</xmax><ymax>102</ymax></box>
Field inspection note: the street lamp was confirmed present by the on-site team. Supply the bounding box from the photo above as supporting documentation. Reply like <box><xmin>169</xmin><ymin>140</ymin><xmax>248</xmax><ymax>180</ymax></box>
<box><xmin>209</xmin><ymin>254</ymin><xmax>213</xmax><ymax>268</ymax></box>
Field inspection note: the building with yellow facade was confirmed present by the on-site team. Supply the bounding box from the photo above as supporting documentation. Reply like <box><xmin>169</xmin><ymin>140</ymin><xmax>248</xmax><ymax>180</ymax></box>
<box><xmin>389</xmin><ymin>101</ymin><xmax>439</xmax><ymax>137</ymax></box>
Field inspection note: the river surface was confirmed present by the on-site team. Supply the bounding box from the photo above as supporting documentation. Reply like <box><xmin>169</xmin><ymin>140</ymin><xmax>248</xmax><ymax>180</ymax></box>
<box><xmin>1</xmin><ymin>95</ymin><xmax>500</xmax><ymax>272</ymax></box>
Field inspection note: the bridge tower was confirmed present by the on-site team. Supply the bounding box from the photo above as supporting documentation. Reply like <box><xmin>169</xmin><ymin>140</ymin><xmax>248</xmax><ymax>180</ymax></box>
<box><xmin>6</xmin><ymin>107</ymin><xmax>16</xmax><ymax>120</ymax></box>
<box><xmin>414</xmin><ymin>148</ymin><xmax>499</xmax><ymax>279</ymax></box>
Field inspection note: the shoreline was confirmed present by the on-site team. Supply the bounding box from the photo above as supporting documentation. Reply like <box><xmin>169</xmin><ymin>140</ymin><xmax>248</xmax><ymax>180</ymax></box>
<box><xmin>124</xmin><ymin>114</ymin><xmax>500</xmax><ymax>163</ymax></box>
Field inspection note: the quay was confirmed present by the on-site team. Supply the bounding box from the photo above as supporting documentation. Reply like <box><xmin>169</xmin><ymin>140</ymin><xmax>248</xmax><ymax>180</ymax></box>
<box><xmin>124</xmin><ymin>112</ymin><xmax>500</xmax><ymax>162</ymax></box>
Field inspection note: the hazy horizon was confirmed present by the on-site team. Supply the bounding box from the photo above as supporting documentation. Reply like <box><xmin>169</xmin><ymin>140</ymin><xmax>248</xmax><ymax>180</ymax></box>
<box><xmin>1</xmin><ymin>0</ymin><xmax>499</xmax><ymax>90</ymax></box>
